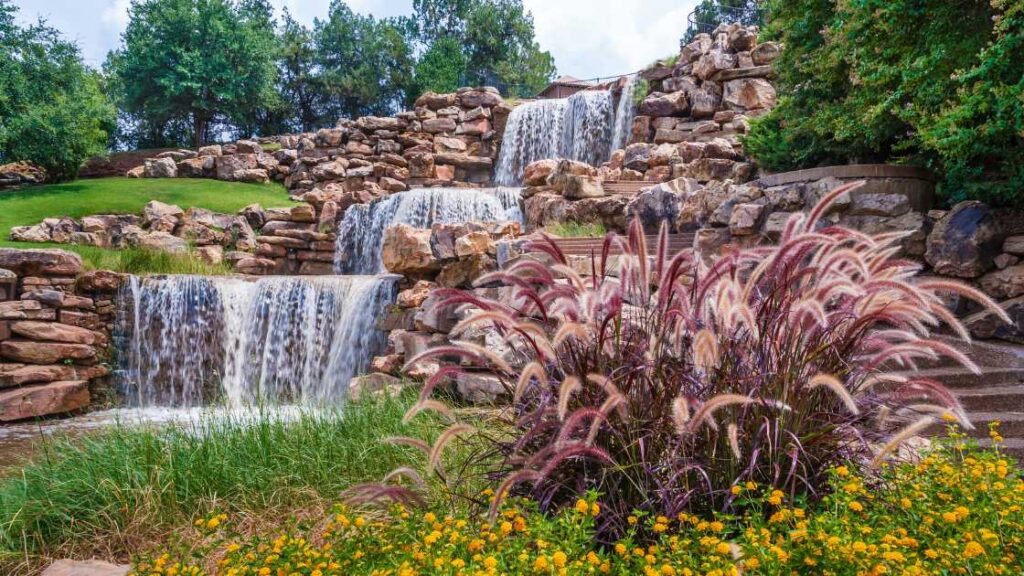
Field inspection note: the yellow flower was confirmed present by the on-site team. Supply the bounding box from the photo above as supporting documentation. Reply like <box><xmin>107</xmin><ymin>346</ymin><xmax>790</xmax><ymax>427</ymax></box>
<box><xmin>836</xmin><ymin>465</ymin><xmax>850</xmax><ymax>477</ymax></box>
<box><xmin>534</xmin><ymin>555</ymin><xmax>549</xmax><ymax>571</ymax></box>
<box><xmin>848</xmin><ymin>501</ymin><xmax>864</xmax><ymax>512</ymax></box>
<box><xmin>483</xmin><ymin>556</ymin><xmax>498</xmax><ymax>569</ymax></box>
<box><xmin>575</xmin><ymin>499</ymin><xmax>590</xmax><ymax>514</ymax></box>
<box><xmin>715</xmin><ymin>542</ymin><xmax>731</xmax><ymax>554</ymax></box>
<box><xmin>963</xmin><ymin>541</ymin><xmax>985</xmax><ymax>559</ymax></box>
<box><xmin>552</xmin><ymin>551</ymin><xmax>567</xmax><ymax>568</ymax></box>
<box><xmin>615</xmin><ymin>543</ymin><xmax>627</xmax><ymax>556</ymax></box>
<box><xmin>730</xmin><ymin>485</ymin><xmax>742</xmax><ymax>495</ymax></box>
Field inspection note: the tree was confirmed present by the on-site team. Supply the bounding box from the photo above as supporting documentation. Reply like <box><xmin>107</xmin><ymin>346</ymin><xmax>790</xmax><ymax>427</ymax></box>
<box><xmin>684</xmin><ymin>0</ymin><xmax>762</xmax><ymax>41</ymax></box>
<box><xmin>411</xmin><ymin>0</ymin><xmax>555</xmax><ymax>98</ymax></box>
<box><xmin>412</xmin><ymin>36</ymin><xmax>469</xmax><ymax>95</ymax></box>
<box><xmin>273</xmin><ymin>9</ymin><xmax>324</xmax><ymax>132</ymax></box>
<box><xmin>110</xmin><ymin>0</ymin><xmax>279</xmax><ymax>147</ymax></box>
<box><xmin>314</xmin><ymin>1</ymin><xmax>416</xmax><ymax>120</ymax></box>
<box><xmin>0</xmin><ymin>1</ymin><xmax>115</xmax><ymax>180</ymax></box>
<box><xmin>921</xmin><ymin>0</ymin><xmax>1024</xmax><ymax>205</ymax></box>
<box><xmin>743</xmin><ymin>0</ymin><xmax>996</xmax><ymax>198</ymax></box>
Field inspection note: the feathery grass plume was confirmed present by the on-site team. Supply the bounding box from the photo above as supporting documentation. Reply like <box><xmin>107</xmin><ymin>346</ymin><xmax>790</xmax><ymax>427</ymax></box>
<box><xmin>427</xmin><ymin>424</ymin><xmax>476</xmax><ymax>475</ymax></box>
<box><xmin>807</xmin><ymin>374</ymin><xmax>860</xmax><ymax>415</ymax></box>
<box><xmin>870</xmin><ymin>416</ymin><xmax>937</xmax><ymax>468</ymax></box>
<box><xmin>403</xmin><ymin>399</ymin><xmax>456</xmax><ymax>424</ymax></box>
<box><xmin>557</xmin><ymin>376</ymin><xmax>583</xmax><ymax>420</ymax></box>
<box><xmin>373</xmin><ymin>183</ymin><xmax>993</xmax><ymax>540</ymax></box>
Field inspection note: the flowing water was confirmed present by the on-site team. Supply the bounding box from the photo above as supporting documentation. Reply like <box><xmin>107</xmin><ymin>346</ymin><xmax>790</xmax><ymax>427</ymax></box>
<box><xmin>116</xmin><ymin>274</ymin><xmax>397</xmax><ymax>407</ymax></box>
<box><xmin>611</xmin><ymin>76</ymin><xmax>641</xmax><ymax>153</ymax></box>
<box><xmin>494</xmin><ymin>90</ymin><xmax>616</xmax><ymax>185</ymax></box>
<box><xmin>334</xmin><ymin>187</ymin><xmax>523</xmax><ymax>275</ymax></box>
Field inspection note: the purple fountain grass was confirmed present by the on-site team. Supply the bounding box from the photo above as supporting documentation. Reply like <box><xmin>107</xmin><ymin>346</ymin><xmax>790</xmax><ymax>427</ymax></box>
<box><xmin>378</xmin><ymin>181</ymin><xmax>1010</xmax><ymax>539</ymax></box>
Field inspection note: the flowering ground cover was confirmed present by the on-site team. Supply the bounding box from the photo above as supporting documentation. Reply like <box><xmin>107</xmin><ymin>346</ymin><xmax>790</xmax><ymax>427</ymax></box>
<box><xmin>133</xmin><ymin>430</ymin><xmax>1022</xmax><ymax>575</ymax></box>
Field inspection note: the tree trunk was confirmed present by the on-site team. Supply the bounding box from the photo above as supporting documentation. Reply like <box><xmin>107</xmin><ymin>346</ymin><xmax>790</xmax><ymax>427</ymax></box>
<box><xmin>193</xmin><ymin>113</ymin><xmax>208</xmax><ymax>148</ymax></box>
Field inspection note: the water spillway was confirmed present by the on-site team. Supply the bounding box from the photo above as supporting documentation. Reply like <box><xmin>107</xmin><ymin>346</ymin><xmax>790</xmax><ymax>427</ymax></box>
<box><xmin>116</xmin><ymin>275</ymin><xmax>397</xmax><ymax>407</ymax></box>
<box><xmin>494</xmin><ymin>90</ymin><xmax>616</xmax><ymax>185</ymax></box>
<box><xmin>611</xmin><ymin>76</ymin><xmax>641</xmax><ymax>153</ymax></box>
<box><xmin>334</xmin><ymin>187</ymin><xmax>523</xmax><ymax>275</ymax></box>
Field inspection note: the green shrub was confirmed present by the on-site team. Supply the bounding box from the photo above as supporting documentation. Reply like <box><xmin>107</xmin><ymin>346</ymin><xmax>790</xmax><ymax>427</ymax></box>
<box><xmin>544</xmin><ymin>222</ymin><xmax>606</xmax><ymax>238</ymax></box>
<box><xmin>746</xmin><ymin>0</ymin><xmax>1023</xmax><ymax>206</ymax></box>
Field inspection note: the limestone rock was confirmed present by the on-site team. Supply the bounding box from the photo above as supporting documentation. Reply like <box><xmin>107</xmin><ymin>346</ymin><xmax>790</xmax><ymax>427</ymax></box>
<box><xmin>454</xmin><ymin>231</ymin><xmax>494</xmax><ymax>258</ymax></box>
<box><xmin>925</xmin><ymin>201</ymin><xmax>1002</xmax><ymax>278</ymax></box>
<box><xmin>42</xmin><ymin>560</ymin><xmax>130</xmax><ymax>576</ymax></box>
<box><xmin>627</xmin><ymin>178</ymin><xmax>700</xmax><ymax>233</ymax></box>
<box><xmin>0</xmin><ymin>248</ymin><xmax>83</xmax><ymax>276</ymax></box>
<box><xmin>455</xmin><ymin>372</ymin><xmax>508</xmax><ymax>404</ymax></box>
<box><xmin>76</xmin><ymin>270</ymin><xmax>124</xmax><ymax>293</ymax></box>
<box><xmin>0</xmin><ymin>381</ymin><xmax>90</xmax><ymax>421</ymax></box>
<box><xmin>964</xmin><ymin>296</ymin><xmax>1024</xmax><ymax>343</ymax></box>
<box><xmin>639</xmin><ymin>91</ymin><xmax>689</xmax><ymax>117</ymax></box>
<box><xmin>196</xmin><ymin>245</ymin><xmax>224</xmax><ymax>265</ymax></box>
<box><xmin>215</xmin><ymin>154</ymin><xmax>257</xmax><ymax>180</ymax></box>
<box><xmin>144</xmin><ymin>157</ymin><xmax>178</xmax><ymax>178</ymax></box>
<box><xmin>396</xmin><ymin>280</ymin><xmax>434</xmax><ymax>309</ymax></box>
<box><xmin>382</xmin><ymin>224</ymin><xmax>440</xmax><ymax>276</ymax></box>
<box><xmin>0</xmin><ymin>340</ymin><xmax>96</xmax><ymax>364</ymax></box>
<box><xmin>349</xmin><ymin>373</ymin><xmax>407</xmax><ymax>401</ymax></box>
<box><xmin>693</xmin><ymin>50</ymin><xmax>737</xmax><ymax>80</ymax></box>
<box><xmin>751</xmin><ymin>41</ymin><xmax>781</xmax><ymax>65</ymax></box>
<box><xmin>979</xmin><ymin>265</ymin><xmax>1024</xmax><ymax>300</ymax></box>
<box><xmin>523</xmin><ymin>159</ymin><xmax>558</xmax><ymax>187</ymax></box>
<box><xmin>11</xmin><ymin>321</ymin><xmax>105</xmax><ymax>345</ymax></box>
<box><xmin>137</xmin><ymin>232</ymin><xmax>188</xmax><ymax>254</ymax></box>
<box><xmin>563</xmin><ymin>176</ymin><xmax>604</xmax><ymax>200</ymax></box>
<box><xmin>729</xmin><ymin>203</ymin><xmax>766</xmax><ymax>236</ymax></box>
<box><xmin>1003</xmin><ymin>235</ymin><xmax>1024</xmax><ymax>256</ymax></box>
<box><xmin>143</xmin><ymin>201</ymin><xmax>184</xmax><ymax>226</ymax></box>
<box><xmin>723</xmin><ymin>78</ymin><xmax>777</xmax><ymax>110</ymax></box>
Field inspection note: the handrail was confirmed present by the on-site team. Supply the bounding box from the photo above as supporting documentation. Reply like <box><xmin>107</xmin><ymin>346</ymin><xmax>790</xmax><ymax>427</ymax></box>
<box><xmin>685</xmin><ymin>4</ymin><xmax>764</xmax><ymax>39</ymax></box>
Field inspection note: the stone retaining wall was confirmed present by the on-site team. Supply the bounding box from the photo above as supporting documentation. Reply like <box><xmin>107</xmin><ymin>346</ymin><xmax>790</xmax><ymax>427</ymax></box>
<box><xmin>0</xmin><ymin>249</ymin><xmax>122</xmax><ymax>421</ymax></box>
<box><xmin>128</xmin><ymin>88</ymin><xmax>510</xmax><ymax>196</ymax></box>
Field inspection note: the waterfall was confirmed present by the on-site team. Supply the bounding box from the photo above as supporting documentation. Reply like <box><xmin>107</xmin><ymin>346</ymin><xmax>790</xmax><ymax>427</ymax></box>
<box><xmin>611</xmin><ymin>76</ymin><xmax>641</xmax><ymax>153</ymax></box>
<box><xmin>494</xmin><ymin>90</ymin><xmax>615</xmax><ymax>185</ymax></box>
<box><xmin>116</xmin><ymin>274</ymin><xmax>397</xmax><ymax>407</ymax></box>
<box><xmin>334</xmin><ymin>187</ymin><xmax>523</xmax><ymax>275</ymax></box>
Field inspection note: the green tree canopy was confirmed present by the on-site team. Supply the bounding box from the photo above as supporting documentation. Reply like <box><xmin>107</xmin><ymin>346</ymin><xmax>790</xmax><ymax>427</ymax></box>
<box><xmin>314</xmin><ymin>1</ymin><xmax>415</xmax><ymax>120</ymax></box>
<box><xmin>412</xmin><ymin>0</ymin><xmax>556</xmax><ymax>98</ymax></box>
<box><xmin>109</xmin><ymin>0</ymin><xmax>279</xmax><ymax>147</ymax></box>
<box><xmin>743</xmin><ymin>0</ymin><xmax>1022</xmax><ymax>205</ymax></box>
<box><xmin>683</xmin><ymin>0</ymin><xmax>762</xmax><ymax>41</ymax></box>
<box><xmin>0</xmin><ymin>1</ymin><xmax>115</xmax><ymax>181</ymax></box>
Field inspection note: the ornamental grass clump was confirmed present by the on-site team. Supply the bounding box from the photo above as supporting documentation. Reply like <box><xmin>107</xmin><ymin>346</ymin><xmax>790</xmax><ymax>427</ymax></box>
<box><xmin>379</xmin><ymin>181</ymin><xmax>1008</xmax><ymax>537</ymax></box>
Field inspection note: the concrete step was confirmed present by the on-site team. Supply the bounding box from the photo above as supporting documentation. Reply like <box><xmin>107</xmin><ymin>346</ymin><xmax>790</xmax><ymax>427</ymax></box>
<box><xmin>955</xmin><ymin>385</ymin><xmax>1024</xmax><ymax>412</ymax></box>
<box><xmin>891</xmin><ymin>367</ymin><xmax>1024</xmax><ymax>390</ymax></box>
<box><xmin>913</xmin><ymin>336</ymin><xmax>1024</xmax><ymax>370</ymax></box>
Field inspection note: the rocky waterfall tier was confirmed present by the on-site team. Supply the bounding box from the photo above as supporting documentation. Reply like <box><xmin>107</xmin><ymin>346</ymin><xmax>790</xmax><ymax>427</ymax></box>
<box><xmin>116</xmin><ymin>275</ymin><xmax>397</xmax><ymax>407</ymax></box>
<box><xmin>334</xmin><ymin>187</ymin><xmax>523</xmax><ymax>275</ymax></box>
<box><xmin>495</xmin><ymin>91</ymin><xmax>617</xmax><ymax>185</ymax></box>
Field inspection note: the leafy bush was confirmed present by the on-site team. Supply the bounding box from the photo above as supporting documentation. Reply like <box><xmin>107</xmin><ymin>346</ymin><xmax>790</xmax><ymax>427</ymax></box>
<box><xmin>388</xmin><ymin>183</ymin><xmax>1005</xmax><ymax>539</ymax></box>
<box><xmin>746</xmin><ymin>0</ymin><xmax>1023</xmax><ymax>206</ymax></box>
<box><xmin>133</xmin><ymin>435</ymin><xmax>1024</xmax><ymax>575</ymax></box>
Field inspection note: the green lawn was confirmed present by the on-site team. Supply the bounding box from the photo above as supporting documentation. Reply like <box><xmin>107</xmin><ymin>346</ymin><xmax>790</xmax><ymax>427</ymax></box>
<box><xmin>0</xmin><ymin>177</ymin><xmax>293</xmax><ymax>273</ymax></box>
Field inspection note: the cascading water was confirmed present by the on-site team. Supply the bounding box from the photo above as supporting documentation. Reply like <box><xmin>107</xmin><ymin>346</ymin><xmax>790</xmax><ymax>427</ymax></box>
<box><xmin>334</xmin><ymin>187</ymin><xmax>523</xmax><ymax>275</ymax></box>
<box><xmin>494</xmin><ymin>90</ymin><xmax>615</xmax><ymax>185</ymax></box>
<box><xmin>116</xmin><ymin>274</ymin><xmax>397</xmax><ymax>407</ymax></box>
<box><xmin>611</xmin><ymin>76</ymin><xmax>641</xmax><ymax>153</ymax></box>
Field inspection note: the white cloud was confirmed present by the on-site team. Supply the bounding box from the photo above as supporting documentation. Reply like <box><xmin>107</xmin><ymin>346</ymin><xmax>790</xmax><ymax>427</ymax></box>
<box><xmin>15</xmin><ymin>0</ymin><xmax>702</xmax><ymax>83</ymax></box>
<box><xmin>101</xmin><ymin>0</ymin><xmax>131</xmax><ymax>30</ymax></box>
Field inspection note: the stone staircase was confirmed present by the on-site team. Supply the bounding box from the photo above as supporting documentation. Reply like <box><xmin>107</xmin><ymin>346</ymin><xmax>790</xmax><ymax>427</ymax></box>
<box><xmin>893</xmin><ymin>337</ymin><xmax>1024</xmax><ymax>459</ymax></box>
<box><xmin>602</xmin><ymin>180</ymin><xmax>651</xmax><ymax>197</ymax></box>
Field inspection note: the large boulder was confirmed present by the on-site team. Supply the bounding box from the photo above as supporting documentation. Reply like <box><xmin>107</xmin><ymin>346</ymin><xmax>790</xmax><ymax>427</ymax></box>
<box><xmin>523</xmin><ymin>159</ymin><xmax>558</xmax><ymax>187</ymax></box>
<box><xmin>455</xmin><ymin>372</ymin><xmax>508</xmax><ymax>404</ymax></box>
<box><xmin>979</xmin><ymin>265</ymin><xmax>1024</xmax><ymax>300</ymax></box>
<box><xmin>925</xmin><ymin>201</ymin><xmax>1003</xmax><ymax>278</ymax></box>
<box><xmin>563</xmin><ymin>176</ymin><xmax>604</xmax><ymax>200</ymax></box>
<box><xmin>143</xmin><ymin>200</ymin><xmax>184</xmax><ymax>228</ymax></box>
<box><xmin>143</xmin><ymin>157</ymin><xmax>177</xmax><ymax>178</ymax></box>
<box><xmin>0</xmin><ymin>340</ymin><xmax>96</xmax><ymax>364</ymax></box>
<box><xmin>0</xmin><ymin>381</ymin><xmax>90</xmax><ymax>422</ymax></box>
<box><xmin>723</xmin><ymin>78</ymin><xmax>777</xmax><ymax>111</ymax></box>
<box><xmin>964</xmin><ymin>297</ymin><xmax>1024</xmax><ymax>343</ymax></box>
<box><xmin>137</xmin><ymin>232</ymin><xmax>188</xmax><ymax>254</ymax></box>
<box><xmin>639</xmin><ymin>91</ymin><xmax>689</xmax><ymax>117</ymax></box>
<box><xmin>627</xmin><ymin>177</ymin><xmax>701</xmax><ymax>233</ymax></box>
<box><xmin>215</xmin><ymin>154</ymin><xmax>258</xmax><ymax>181</ymax></box>
<box><xmin>382</xmin><ymin>224</ymin><xmax>441</xmax><ymax>276</ymax></box>
<box><xmin>11</xmin><ymin>321</ymin><xmax>105</xmax><ymax>345</ymax></box>
<box><xmin>0</xmin><ymin>248</ymin><xmax>83</xmax><ymax>276</ymax></box>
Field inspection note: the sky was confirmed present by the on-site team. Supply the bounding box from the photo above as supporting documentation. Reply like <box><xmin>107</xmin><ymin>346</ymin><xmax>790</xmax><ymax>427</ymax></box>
<box><xmin>10</xmin><ymin>0</ymin><xmax>699</xmax><ymax>81</ymax></box>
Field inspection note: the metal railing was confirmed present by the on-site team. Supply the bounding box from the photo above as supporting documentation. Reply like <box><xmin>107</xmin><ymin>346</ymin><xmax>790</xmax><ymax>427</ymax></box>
<box><xmin>684</xmin><ymin>4</ymin><xmax>764</xmax><ymax>40</ymax></box>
